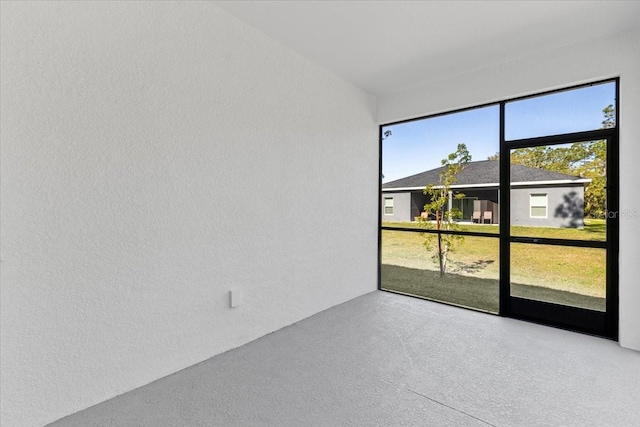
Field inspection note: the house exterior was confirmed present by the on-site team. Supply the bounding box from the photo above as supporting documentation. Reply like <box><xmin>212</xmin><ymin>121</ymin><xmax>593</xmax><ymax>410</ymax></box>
<box><xmin>382</xmin><ymin>160</ymin><xmax>591</xmax><ymax>228</ymax></box>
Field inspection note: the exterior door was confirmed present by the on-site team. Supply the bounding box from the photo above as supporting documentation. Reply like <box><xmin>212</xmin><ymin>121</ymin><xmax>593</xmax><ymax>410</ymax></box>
<box><xmin>500</xmin><ymin>131</ymin><xmax>618</xmax><ymax>338</ymax></box>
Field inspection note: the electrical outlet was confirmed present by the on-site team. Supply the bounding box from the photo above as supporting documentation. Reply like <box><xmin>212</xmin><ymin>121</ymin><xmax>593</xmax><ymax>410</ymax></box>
<box><xmin>229</xmin><ymin>289</ymin><xmax>242</xmax><ymax>308</ymax></box>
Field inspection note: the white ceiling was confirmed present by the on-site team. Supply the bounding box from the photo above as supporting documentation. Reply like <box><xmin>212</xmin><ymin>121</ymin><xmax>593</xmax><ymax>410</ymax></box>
<box><xmin>213</xmin><ymin>1</ymin><xmax>640</xmax><ymax>96</ymax></box>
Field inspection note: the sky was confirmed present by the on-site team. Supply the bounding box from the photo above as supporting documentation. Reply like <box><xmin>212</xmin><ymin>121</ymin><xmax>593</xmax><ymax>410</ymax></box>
<box><xmin>381</xmin><ymin>81</ymin><xmax>616</xmax><ymax>183</ymax></box>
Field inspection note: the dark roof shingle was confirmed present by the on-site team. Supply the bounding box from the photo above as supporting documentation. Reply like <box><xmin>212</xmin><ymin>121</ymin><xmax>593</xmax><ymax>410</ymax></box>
<box><xmin>382</xmin><ymin>160</ymin><xmax>582</xmax><ymax>189</ymax></box>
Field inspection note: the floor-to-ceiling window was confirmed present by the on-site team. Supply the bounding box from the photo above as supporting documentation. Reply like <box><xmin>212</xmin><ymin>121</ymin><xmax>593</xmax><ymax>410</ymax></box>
<box><xmin>380</xmin><ymin>104</ymin><xmax>501</xmax><ymax>313</ymax></box>
<box><xmin>380</xmin><ymin>79</ymin><xmax>618</xmax><ymax>338</ymax></box>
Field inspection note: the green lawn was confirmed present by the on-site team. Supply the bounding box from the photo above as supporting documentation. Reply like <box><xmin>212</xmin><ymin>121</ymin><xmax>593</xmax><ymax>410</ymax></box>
<box><xmin>381</xmin><ymin>219</ymin><xmax>607</xmax><ymax>311</ymax></box>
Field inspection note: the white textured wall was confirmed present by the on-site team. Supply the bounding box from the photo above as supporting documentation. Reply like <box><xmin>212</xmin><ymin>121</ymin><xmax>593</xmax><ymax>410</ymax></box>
<box><xmin>378</xmin><ymin>28</ymin><xmax>640</xmax><ymax>352</ymax></box>
<box><xmin>0</xmin><ymin>2</ymin><xmax>378</xmax><ymax>426</ymax></box>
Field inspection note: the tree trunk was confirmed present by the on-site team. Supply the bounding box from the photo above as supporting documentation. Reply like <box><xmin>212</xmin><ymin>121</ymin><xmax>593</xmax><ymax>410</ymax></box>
<box><xmin>436</xmin><ymin>210</ymin><xmax>444</xmax><ymax>277</ymax></box>
<box><xmin>441</xmin><ymin>210</ymin><xmax>450</xmax><ymax>276</ymax></box>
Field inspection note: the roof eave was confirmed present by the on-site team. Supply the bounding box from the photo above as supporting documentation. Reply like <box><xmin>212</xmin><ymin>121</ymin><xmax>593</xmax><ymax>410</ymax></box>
<box><xmin>381</xmin><ymin>178</ymin><xmax>591</xmax><ymax>192</ymax></box>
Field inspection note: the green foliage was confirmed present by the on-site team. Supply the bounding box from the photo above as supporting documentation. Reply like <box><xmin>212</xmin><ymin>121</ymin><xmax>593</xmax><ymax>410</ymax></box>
<box><xmin>419</xmin><ymin>144</ymin><xmax>471</xmax><ymax>276</ymax></box>
<box><xmin>602</xmin><ymin>104</ymin><xmax>615</xmax><ymax>129</ymax></box>
<box><xmin>423</xmin><ymin>143</ymin><xmax>472</xmax><ymax>219</ymax></box>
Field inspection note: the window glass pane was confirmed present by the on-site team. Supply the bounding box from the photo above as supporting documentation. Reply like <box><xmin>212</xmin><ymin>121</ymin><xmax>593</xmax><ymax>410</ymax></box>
<box><xmin>530</xmin><ymin>194</ymin><xmax>547</xmax><ymax>206</ymax></box>
<box><xmin>382</xmin><ymin>105</ymin><xmax>499</xmax><ymax>229</ymax></box>
<box><xmin>384</xmin><ymin>198</ymin><xmax>393</xmax><ymax>215</ymax></box>
<box><xmin>510</xmin><ymin>142</ymin><xmax>606</xmax><ymax>238</ymax></box>
<box><xmin>505</xmin><ymin>81</ymin><xmax>616</xmax><ymax>140</ymax></box>
<box><xmin>382</xmin><ymin>230</ymin><xmax>499</xmax><ymax>313</ymax></box>
<box><xmin>510</xmin><ymin>243</ymin><xmax>606</xmax><ymax>311</ymax></box>
<box><xmin>530</xmin><ymin>206</ymin><xmax>547</xmax><ymax>217</ymax></box>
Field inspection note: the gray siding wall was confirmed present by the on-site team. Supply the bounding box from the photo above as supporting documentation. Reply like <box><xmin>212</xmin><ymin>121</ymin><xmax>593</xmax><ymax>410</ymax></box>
<box><xmin>510</xmin><ymin>185</ymin><xmax>585</xmax><ymax>228</ymax></box>
<box><xmin>381</xmin><ymin>192</ymin><xmax>412</xmax><ymax>222</ymax></box>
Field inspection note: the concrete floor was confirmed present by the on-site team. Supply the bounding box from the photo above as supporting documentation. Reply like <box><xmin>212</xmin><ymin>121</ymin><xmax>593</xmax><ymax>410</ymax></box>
<box><xmin>50</xmin><ymin>291</ymin><xmax>640</xmax><ymax>426</ymax></box>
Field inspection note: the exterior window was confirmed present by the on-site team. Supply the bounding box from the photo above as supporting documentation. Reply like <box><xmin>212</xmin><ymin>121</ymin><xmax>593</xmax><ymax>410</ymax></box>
<box><xmin>530</xmin><ymin>193</ymin><xmax>548</xmax><ymax>218</ymax></box>
<box><xmin>384</xmin><ymin>197</ymin><xmax>394</xmax><ymax>215</ymax></box>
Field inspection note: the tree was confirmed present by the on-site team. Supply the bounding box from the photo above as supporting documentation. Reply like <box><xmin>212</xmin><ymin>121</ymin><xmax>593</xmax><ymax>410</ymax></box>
<box><xmin>420</xmin><ymin>144</ymin><xmax>471</xmax><ymax>276</ymax></box>
<box><xmin>572</xmin><ymin>138</ymin><xmax>607</xmax><ymax>218</ymax></box>
<box><xmin>577</xmin><ymin>103</ymin><xmax>614</xmax><ymax>219</ymax></box>
<box><xmin>602</xmin><ymin>104</ymin><xmax>615</xmax><ymax>129</ymax></box>
<box><xmin>497</xmin><ymin>104</ymin><xmax>614</xmax><ymax>218</ymax></box>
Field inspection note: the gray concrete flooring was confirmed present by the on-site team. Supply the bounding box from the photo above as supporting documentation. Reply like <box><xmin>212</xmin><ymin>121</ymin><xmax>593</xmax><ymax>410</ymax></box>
<box><xmin>50</xmin><ymin>291</ymin><xmax>640</xmax><ymax>426</ymax></box>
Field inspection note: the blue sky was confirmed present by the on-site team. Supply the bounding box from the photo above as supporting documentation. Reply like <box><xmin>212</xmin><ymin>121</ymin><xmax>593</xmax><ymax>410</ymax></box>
<box><xmin>381</xmin><ymin>81</ymin><xmax>616</xmax><ymax>183</ymax></box>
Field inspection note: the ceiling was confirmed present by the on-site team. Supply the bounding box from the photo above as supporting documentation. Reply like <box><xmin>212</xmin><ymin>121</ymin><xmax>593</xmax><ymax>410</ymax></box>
<box><xmin>213</xmin><ymin>1</ymin><xmax>640</xmax><ymax>97</ymax></box>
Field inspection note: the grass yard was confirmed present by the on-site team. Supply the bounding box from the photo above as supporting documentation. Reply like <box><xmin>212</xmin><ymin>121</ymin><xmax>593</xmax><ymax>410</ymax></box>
<box><xmin>381</xmin><ymin>219</ymin><xmax>606</xmax><ymax>312</ymax></box>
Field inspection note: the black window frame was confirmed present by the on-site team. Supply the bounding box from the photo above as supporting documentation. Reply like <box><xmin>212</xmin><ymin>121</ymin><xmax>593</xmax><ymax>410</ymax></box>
<box><xmin>378</xmin><ymin>77</ymin><xmax>619</xmax><ymax>340</ymax></box>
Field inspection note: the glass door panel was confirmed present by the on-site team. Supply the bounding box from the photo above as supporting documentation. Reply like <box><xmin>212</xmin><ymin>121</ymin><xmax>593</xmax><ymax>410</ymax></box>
<box><xmin>506</xmin><ymin>137</ymin><xmax>614</xmax><ymax>337</ymax></box>
<box><xmin>509</xmin><ymin>141</ymin><xmax>607</xmax><ymax>240</ymax></box>
<box><xmin>510</xmin><ymin>243</ymin><xmax>606</xmax><ymax>311</ymax></box>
